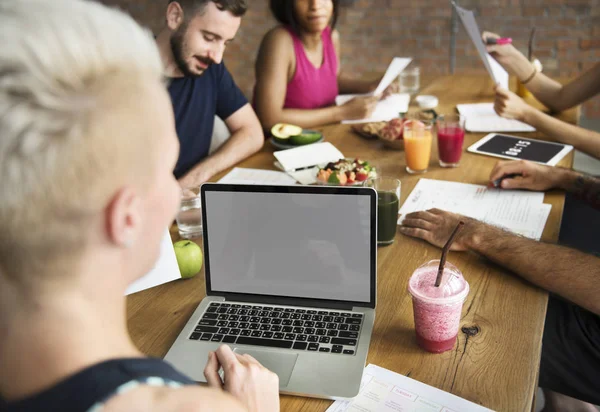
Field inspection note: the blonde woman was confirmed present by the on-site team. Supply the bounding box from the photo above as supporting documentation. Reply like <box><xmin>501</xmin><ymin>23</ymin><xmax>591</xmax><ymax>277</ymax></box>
<box><xmin>0</xmin><ymin>1</ymin><xmax>278</xmax><ymax>411</ymax></box>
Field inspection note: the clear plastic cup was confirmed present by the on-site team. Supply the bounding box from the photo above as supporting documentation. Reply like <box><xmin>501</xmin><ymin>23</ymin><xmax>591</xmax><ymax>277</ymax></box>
<box><xmin>407</xmin><ymin>260</ymin><xmax>469</xmax><ymax>353</ymax></box>
<box><xmin>399</xmin><ymin>66</ymin><xmax>420</xmax><ymax>95</ymax></box>
<box><xmin>176</xmin><ymin>186</ymin><xmax>202</xmax><ymax>239</ymax></box>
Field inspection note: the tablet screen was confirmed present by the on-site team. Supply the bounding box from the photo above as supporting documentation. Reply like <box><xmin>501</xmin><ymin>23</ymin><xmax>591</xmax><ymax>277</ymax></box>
<box><xmin>476</xmin><ymin>134</ymin><xmax>566</xmax><ymax>164</ymax></box>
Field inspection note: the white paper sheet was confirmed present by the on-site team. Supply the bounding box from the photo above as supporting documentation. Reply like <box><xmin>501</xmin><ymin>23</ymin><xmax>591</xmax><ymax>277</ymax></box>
<box><xmin>453</xmin><ymin>2</ymin><xmax>509</xmax><ymax>88</ymax></box>
<box><xmin>397</xmin><ymin>179</ymin><xmax>551</xmax><ymax>241</ymax></box>
<box><xmin>457</xmin><ymin>103</ymin><xmax>536</xmax><ymax>133</ymax></box>
<box><xmin>273</xmin><ymin>142</ymin><xmax>344</xmax><ymax>172</ymax></box>
<box><xmin>218</xmin><ymin>167</ymin><xmax>297</xmax><ymax>185</ymax></box>
<box><xmin>373</xmin><ymin>58</ymin><xmax>413</xmax><ymax>96</ymax></box>
<box><xmin>126</xmin><ymin>230</ymin><xmax>181</xmax><ymax>295</ymax></box>
<box><xmin>336</xmin><ymin>93</ymin><xmax>411</xmax><ymax>124</ymax></box>
<box><xmin>487</xmin><ymin>55</ymin><xmax>509</xmax><ymax>90</ymax></box>
<box><xmin>327</xmin><ymin>364</ymin><xmax>493</xmax><ymax>412</ymax></box>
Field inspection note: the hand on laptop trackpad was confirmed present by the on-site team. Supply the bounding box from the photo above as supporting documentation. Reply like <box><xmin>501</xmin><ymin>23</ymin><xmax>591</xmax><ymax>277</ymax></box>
<box><xmin>233</xmin><ymin>348</ymin><xmax>298</xmax><ymax>387</ymax></box>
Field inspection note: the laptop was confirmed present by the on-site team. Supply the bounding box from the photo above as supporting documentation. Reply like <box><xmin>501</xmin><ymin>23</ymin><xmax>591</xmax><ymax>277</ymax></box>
<box><xmin>164</xmin><ymin>184</ymin><xmax>377</xmax><ymax>399</ymax></box>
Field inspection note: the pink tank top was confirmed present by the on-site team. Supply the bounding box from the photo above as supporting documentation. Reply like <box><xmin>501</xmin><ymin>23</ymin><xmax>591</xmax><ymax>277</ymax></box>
<box><xmin>283</xmin><ymin>26</ymin><xmax>339</xmax><ymax>110</ymax></box>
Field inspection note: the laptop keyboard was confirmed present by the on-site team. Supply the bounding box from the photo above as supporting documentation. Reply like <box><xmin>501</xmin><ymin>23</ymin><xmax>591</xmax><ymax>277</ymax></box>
<box><xmin>189</xmin><ymin>302</ymin><xmax>363</xmax><ymax>355</ymax></box>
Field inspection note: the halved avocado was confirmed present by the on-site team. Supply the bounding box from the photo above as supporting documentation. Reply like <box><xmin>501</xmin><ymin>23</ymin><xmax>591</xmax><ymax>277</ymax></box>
<box><xmin>290</xmin><ymin>131</ymin><xmax>322</xmax><ymax>145</ymax></box>
<box><xmin>271</xmin><ymin>123</ymin><xmax>303</xmax><ymax>139</ymax></box>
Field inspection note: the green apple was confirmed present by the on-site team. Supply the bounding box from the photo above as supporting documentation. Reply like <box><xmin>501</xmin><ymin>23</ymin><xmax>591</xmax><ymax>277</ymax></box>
<box><xmin>173</xmin><ymin>240</ymin><xmax>203</xmax><ymax>279</ymax></box>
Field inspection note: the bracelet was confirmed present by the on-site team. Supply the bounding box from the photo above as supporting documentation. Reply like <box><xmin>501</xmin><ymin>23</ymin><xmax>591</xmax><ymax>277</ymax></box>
<box><xmin>520</xmin><ymin>66</ymin><xmax>537</xmax><ymax>85</ymax></box>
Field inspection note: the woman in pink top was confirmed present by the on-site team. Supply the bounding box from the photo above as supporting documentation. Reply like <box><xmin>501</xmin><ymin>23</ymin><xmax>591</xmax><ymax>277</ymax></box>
<box><xmin>254</xmin><ymin>0</ymin><xmax>391</xmax><ymax>130</ymax></box>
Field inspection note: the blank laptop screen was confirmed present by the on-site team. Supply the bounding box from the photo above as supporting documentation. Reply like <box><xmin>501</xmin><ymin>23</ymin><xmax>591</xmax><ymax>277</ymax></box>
<box><xmin>203</xmin><ymin>189</ymin><xmax>373</xmax><ymax>303</ymax></box>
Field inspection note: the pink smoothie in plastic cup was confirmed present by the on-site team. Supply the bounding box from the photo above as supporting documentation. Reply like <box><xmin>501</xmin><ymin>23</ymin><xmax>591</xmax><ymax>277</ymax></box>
<box><xmin>407</xmin><ymin>260</ymin><xmax>469</xmax><ymax>353</ymax></box>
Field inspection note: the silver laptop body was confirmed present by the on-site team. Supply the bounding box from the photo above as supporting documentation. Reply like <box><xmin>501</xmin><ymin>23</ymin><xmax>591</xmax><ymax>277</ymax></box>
<box><xmin>164</xmin><ymin>184</ymin><xmax>377</xmax><ymax>399</ymax></box>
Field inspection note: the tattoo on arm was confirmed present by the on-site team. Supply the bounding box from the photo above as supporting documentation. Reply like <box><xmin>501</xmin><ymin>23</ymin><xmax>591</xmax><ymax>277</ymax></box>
<box><xmin>571</xmin><ymin>174</ymin><xmax>600</xmax><ymax>210</ymax></box>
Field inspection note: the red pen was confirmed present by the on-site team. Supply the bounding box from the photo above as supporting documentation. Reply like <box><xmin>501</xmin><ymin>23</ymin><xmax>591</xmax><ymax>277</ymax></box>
<box><xmin>486</xmin><ymin>37</ymin><xmax>512</xmax><ymax>45</ymax></box>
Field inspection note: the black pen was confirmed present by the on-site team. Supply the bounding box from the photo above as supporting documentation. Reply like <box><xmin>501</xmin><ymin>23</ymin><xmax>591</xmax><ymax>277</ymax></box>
<box><xmin>491</xmin><ymin>173</ymin><xmax>523</xmax><ymax>188</ymax></box>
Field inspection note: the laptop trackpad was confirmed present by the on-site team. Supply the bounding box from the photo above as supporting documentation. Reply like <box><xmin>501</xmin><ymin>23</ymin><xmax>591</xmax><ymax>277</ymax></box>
<box><xmin>233</xmin><ymin>348</ymin><xmax>297</xmax><ymax>387</ymax></box>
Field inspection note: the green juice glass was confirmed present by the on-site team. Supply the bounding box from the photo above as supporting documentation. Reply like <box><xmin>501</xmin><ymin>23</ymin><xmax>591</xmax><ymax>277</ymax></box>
<box><xmin>364</xmin><ymin>177</ymin><xmax>401</xmax><ymax>246</ymax></box>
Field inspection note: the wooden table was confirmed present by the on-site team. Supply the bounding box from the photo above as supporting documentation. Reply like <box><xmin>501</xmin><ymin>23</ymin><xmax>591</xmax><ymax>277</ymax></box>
<box><xmin>127</xmin><ymin>75</ymin><xmax>579</xmax><ymax>411</ymax></box>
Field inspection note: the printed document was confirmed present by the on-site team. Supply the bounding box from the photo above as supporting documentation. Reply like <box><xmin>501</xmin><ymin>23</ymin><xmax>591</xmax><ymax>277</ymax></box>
<box><xmin>327</xmin><ymin>364</ymin><xmax>493</xmax><ymax>412</ymax></box>
<box><xmin>398</xmin><ymin>179</ymin><xmax>551</xmax><ymax>240</ymax></box>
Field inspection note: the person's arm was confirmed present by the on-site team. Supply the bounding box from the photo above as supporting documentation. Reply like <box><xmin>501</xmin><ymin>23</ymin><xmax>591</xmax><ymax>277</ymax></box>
<box><xmin>484</xmin><ymin>32</ymin><xmax>600</xmax><ymax>112</ymax></box>
<box><xmin>253</xmin><ymin>28</ymin><xmax>377</xmax><ymax>130</ymax></box>
<box><xmin>103</xmin><ymin>345</ymin><xmax>280</xmax><ymax>412</ymax></box>
<box><xmin>489</xmin><ymin>160</ymin><xmax>600</xmax><ymax>210</ymax></box>
<box><xmin>103</xmin><ymin>386</ymin><xmax>247</xmax><ymax>412</ymax></box>
<box><xmin>179</xmin><ymin>104</ymin><xmax>263</xmax><ymax>187</ymax></box>
<box><xmin>494</xmin><ymin>85</ymin><xmax>600</xmax><ymax>159</ymax></box>
<box><xmin>399</xmin><ymin>209</ymin><xmax>600</xmax><ymax>316</ymax></box>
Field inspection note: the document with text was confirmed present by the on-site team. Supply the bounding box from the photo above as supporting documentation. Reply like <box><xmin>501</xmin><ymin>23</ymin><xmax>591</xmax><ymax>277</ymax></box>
<box><xmin>398</xmin><ymin>178</ymin><xmax>551</xmax><ymax>240</ymax></box>
<box><xmin>327</xmin><ymin>364</ymin><xmax>493</xmax><ymax>412</ymax></box>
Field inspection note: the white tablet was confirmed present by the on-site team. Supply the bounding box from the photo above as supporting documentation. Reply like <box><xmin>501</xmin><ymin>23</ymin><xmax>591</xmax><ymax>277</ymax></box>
<box><xmin>467</xmin><ymin>133</ymin><xmax>573</xmax><ymax>166</ymax></box>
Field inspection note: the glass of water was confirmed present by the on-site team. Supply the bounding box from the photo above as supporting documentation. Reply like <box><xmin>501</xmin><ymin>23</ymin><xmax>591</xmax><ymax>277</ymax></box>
<box><xmin>400</xmin><ymin>66</ymin><xmax>420</xmax><ymax>95</ymax></box>
<box><xmin>176</xmin><ymin>186</ymin><xmax>203</xmax><ymax>239</ymax></box>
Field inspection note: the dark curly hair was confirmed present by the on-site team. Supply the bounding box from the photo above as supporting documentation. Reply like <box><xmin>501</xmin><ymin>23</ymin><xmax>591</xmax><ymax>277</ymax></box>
<box><xmin>168</xmin><ymin>0</ymin><xmax>247</xmax><ymax>18</ymax></box>
<box><xmin>269</xmin><ymin>0</ymin><xmax>340</xmax><ymax>34</ymax></box>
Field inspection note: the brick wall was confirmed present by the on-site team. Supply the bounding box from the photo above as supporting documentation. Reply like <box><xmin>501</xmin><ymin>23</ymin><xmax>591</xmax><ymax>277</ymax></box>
<box><xmin>98</xmin><ymin>0</ymin><xmax>600</xmax><ymax>118</ymax></box>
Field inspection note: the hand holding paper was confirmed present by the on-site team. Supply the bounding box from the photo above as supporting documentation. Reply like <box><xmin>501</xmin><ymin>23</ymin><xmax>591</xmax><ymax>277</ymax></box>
<box><xmin>336</xmin><ymin>57</ymin><xmax>412</xmax><ymax>124</ymax></box>
<box><xmin>373</xmin><ymin>57</ymin><xmax>413</xmax><ymax>96</ymax></box>
<box><xmin>453</xmin><ymin>2</ymin><xmax>509</xmax><ymax>89</ymax></box>
<box><xmin>338</xmin><ymin>95</ymin><xmax>379</xmax><ymax>121</ymax></box>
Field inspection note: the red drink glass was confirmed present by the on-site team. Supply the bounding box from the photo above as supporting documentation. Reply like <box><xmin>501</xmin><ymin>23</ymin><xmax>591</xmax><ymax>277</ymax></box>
<box><xmin>407</xmin><ymin>260</ymin><xmax>469</xmax><ymax>353</ymax></box>
<box><xmin>437</xmin><ymin>115</ymin><xmax>465</xmax><ymax>168</ymax></box>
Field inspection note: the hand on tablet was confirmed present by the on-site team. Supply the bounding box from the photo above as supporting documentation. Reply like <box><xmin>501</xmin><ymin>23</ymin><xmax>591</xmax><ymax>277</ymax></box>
<box><xmin>494</xmin><ymin>85</ymin><xmax>532</xmax><ymax>122</ymax></box>
<box><xmin>489</xmin><ymin>160</ymin><xmax>564</xmax><ymax>191</ymax></box>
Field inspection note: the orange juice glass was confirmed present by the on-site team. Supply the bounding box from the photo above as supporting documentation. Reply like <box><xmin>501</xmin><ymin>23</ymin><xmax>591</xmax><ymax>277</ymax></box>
<box><xmin>404</xmin><ymin>120</ymin><xmax>433</xmax><ymax>174</ymax></box>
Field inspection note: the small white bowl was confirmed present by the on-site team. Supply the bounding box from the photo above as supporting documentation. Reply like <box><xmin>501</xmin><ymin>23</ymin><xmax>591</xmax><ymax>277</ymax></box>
<box><xmin>415</xmin><ymin>95</ymin><xmax>439</xmax><ymax>110</ymax></box>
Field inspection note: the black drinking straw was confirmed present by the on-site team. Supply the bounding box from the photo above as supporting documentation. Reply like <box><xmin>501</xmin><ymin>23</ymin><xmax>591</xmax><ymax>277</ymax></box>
<box><xmin>435</xmin><ymin>221</ymin><xmax>465</xmax><ymax>287</ymax></box>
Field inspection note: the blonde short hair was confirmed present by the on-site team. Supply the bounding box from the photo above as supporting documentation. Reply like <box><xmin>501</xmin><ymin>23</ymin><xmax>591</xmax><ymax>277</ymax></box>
<box><xmin>0</xmin><ymin>0</ymin><xmax>164</xmax><ymax>281</ymax></box>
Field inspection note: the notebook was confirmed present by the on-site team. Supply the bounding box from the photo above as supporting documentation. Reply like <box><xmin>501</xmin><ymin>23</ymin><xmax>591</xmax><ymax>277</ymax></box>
<box><xmin>457</xmin><ymin>103</ymin><xmax>536</xmax><ymax>133</ymax></box>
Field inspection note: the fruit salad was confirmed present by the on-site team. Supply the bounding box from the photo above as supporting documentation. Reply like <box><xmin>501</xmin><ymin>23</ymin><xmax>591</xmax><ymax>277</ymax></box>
<box><xmin>316</xmin><ymin>158</ymin><xmax>377</xmax><ymax>186</ymax></box>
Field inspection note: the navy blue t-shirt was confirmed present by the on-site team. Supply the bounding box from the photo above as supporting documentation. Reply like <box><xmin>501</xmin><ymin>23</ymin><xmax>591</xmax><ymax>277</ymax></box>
<box><xmin>168</xmin><ymin>62</ymin><xmax>248</xmax><ymax>178</ymax></box>
<box><xmin>1</xmin><ymin>358</ymin><xmax>196</xmax><ymax>412</ymax></box>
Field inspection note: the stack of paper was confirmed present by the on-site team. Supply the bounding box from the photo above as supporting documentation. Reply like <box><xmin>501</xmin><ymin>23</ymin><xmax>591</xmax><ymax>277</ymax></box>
<box><xmin>457</xmin><ymin>103</ymin><xmax>536</xmax><ymax>133</ymax></box>
<box><xmin>398</xmin><ymin>178</ymin><xmax>552</xmax><ymax>241</ymax></box>
<box><xmin>336</xmin><ymin>57</ymin><xmax>412</xmax><ymax>124</ymax></box>
<box><xmin>218</xmin><ymin>167</ymin><xmax>297</xmax><ymax>186</ymax></box>
<box><xmin>327</xmin><ymin>364</ymin><xmax>493</xmax><ymax>412</ymax></box>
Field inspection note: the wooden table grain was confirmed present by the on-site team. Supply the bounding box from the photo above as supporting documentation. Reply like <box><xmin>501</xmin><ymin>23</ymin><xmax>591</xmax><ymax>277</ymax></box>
<box><xmin>127</xmin><ymin>75</ymin><xmax>579</xmax><ymax>411</ymax></box>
